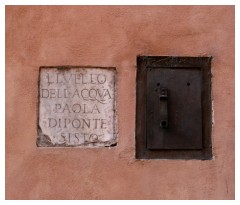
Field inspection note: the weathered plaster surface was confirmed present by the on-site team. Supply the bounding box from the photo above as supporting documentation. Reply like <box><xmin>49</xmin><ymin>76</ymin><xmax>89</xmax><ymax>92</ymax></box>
<box><xmin>6</xmin><ymin>6</ymin><xmax>234</xmax><ymax>199</ymax></box>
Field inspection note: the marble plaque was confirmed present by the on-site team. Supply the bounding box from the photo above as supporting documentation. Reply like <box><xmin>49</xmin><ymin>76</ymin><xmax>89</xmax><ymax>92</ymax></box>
<box><xmin>37</xmin><ymin>67</ymin><xmax>117</xmax><ymax>147</ymax></box>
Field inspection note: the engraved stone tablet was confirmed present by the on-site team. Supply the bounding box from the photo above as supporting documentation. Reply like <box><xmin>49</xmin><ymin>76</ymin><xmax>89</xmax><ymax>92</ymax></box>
<box><xmin>37</xmin><ymin>67</ymin><xmax>117</xmax><ymax>147</ymax></box>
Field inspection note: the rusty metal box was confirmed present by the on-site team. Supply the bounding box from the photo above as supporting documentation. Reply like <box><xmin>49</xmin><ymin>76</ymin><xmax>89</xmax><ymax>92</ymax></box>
<box><xmin>136</xmin><ymin>56</ymin><xmax>212</xmax><ymax>159</ymax></box>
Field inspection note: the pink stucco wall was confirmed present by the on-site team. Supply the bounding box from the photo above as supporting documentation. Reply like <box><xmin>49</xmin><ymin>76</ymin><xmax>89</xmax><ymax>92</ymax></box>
<box><xmin>6</xmin><ymin>6</ymin><xmax>234</xmax><ymax>199</ymax></box>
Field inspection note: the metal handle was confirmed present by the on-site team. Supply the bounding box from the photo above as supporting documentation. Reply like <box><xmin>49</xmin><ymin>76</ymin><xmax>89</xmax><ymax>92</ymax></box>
<box><xmin>159</xmin><ymin>87</ymin><xmax>168</xmax><ymax>128</ymax></box>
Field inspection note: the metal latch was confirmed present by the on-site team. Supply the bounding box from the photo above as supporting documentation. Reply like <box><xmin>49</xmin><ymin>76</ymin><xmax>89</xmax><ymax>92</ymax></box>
<box><xmin>159</xmin><ymin>87</ymin><xmax>168</xmax><ymax>128</ymax></box>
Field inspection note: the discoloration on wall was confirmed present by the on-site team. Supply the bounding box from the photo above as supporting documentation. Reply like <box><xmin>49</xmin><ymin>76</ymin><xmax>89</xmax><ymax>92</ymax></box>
<box><xmin>6</xmin><ymin>6</ymin><xmax>234</xmax><ymax>199</ymax></box>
